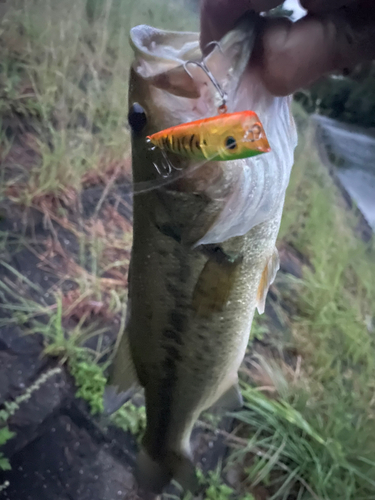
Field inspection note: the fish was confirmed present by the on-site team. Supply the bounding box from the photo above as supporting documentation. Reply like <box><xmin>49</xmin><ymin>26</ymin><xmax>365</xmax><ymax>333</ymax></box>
<box><xmin>146</xmin><ymin>110</ymin><xmax>271</xmax><ymax>161</ymax></box>
<box><xmin>104</xmin><ymin>10</ymin><xmax>297</xmax><ymax>496</ymax></box>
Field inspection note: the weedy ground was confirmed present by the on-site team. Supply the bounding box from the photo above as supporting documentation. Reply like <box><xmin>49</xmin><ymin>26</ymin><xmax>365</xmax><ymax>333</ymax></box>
<box><xmin>0</xmin><ymin>2</ymin><xmax>375</xmax><ymax>500</ymax></box>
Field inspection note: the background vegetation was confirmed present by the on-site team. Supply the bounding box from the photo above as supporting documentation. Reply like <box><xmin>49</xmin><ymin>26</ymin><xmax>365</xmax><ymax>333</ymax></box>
<box><xmin>268</xmin><ymin>2</ymin><xmax>375</xmax><ymax>129</ymax></box>
<box><xmin>295</xmin><ymin>62</ymin><xmax>375</xmax><ymax>129</ymax></box>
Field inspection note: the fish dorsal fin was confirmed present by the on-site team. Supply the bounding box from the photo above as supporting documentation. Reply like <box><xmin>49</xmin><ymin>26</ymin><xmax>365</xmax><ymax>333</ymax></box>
<box><xmin>256</xmin><ymin>247</ymin><xmax>280</xmax><ymax>315</ymax></box>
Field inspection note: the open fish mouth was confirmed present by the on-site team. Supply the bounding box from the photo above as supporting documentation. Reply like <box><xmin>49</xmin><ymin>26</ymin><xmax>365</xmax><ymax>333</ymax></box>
<box><xmin>130</xmin><ymin>24</ymin><xmax>201</xmax><ymax>69</ymax></box>
<box><xmin>129</xmin><ymin>12</ymin><xmax>298</xmax><ymax>245</ymax></box>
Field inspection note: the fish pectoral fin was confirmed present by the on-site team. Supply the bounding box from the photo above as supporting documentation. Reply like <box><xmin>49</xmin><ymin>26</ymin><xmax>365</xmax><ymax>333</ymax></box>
<box><xmin>256</xmin><ymin>247</ymin><xmax>280</xmax><ymax>315</ymax></box>
<box><xmin>192</xmin><ymin>255</ymin><xmax>242</xmax><ymax>318</ymax></box>
<box><xmin>137</xmin><ymin>448</ymin><xmax>198</xmax><ymax>495</ymax></box>
<box><xmin>103</xmin><ymin>329</ymin><xmax>141</xmax><ymax>415</ymax></box>
<box><xmin>210</xmin><ymin>382</ymin><xmax>243</xmax><ymax>412</ymax></box>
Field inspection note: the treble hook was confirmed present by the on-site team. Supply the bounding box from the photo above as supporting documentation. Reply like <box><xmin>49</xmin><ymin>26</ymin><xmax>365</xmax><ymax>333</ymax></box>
<box><xmin>204</xmin><ymin>40</ymin><xmax>224</xmax><ymax>54</ymax></box>
<box><xmin>183</xmin><ymin>59</ymin><xmax>228</xmax><ymax>113</ymax></box>
<box><xmin>152</xmin><ymin>150</ymin><xmax>183</xmax><ymax>178</ymax></box>
<box><xmin>153</xmin><ymin>159</ymin><xmax>171</xmax><ymax>178</ymax></box>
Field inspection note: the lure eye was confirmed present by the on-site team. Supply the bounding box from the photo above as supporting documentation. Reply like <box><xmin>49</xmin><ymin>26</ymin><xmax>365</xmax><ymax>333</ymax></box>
<box><xmin>128</xmin><ymin>102</ymin><xmax>147</xmax><ymax>134</ymax></box>
<box><xmin>225</xmin><ymin>136</ymin><xmax>237</xmax><ymax>150</ymax></box>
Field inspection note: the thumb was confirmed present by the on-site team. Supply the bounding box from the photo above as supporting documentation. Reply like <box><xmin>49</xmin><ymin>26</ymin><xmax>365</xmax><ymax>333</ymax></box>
<box><xmin>257</xmin><ymin>4</ymin><xmax>375</xmax><ymax>96</ymax></box>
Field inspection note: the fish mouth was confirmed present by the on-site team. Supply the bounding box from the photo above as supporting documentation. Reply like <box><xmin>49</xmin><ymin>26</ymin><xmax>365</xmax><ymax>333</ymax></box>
<box><xmin>129</xmin><ymin>24</ymin><xmax>201</xmax><ymax>78</ymax></box>
<box><xmin>129</xmin><ymin>13</ymin><xmax>260</xmax><ymax>107</ymax></box>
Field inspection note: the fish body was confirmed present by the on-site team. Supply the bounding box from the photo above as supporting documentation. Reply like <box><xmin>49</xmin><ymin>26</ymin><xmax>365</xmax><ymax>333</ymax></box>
<box><xmin>147</xmin><ymin>110</ymin><xmax>271</xmax><ymax>161</ymax></box>
<box><xmin>104</xmin><ymin>11</ymin><xmax>297</xmax><ymax>495</ymax></box>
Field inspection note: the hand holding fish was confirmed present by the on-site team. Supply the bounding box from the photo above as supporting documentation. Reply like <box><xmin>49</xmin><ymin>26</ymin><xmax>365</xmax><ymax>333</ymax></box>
<box><xmin>201</xmin><ymin>0</ymin><xmax>375</xmax><ymax>96</ymax></box>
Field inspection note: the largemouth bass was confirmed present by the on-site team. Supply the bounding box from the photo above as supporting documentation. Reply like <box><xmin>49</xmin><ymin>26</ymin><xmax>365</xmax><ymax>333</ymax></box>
<box><xmin>104</xmin><ymin>11</ymin><xmax>297</xmax><ymax>495</ymax></box>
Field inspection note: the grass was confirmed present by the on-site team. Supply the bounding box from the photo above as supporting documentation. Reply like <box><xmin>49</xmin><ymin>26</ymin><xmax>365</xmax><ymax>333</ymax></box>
<box><xmin>0</xmin><ymin>0</ymin><xmax>198</xmax><ymax>206</ymax></box>
<box><xmin>0</xmin><ymin>275</ymin><xmax>146</xmax><ymax>434</ymax></box>
<box><xmin>0</xmin><ymin>1</ymin><xmax>375</xmax><ymax>499</ymax></box>
<box><xmin>224</xmin><ymin>111</ymin><xmax>375</xmax><ymax>499</ymax></box>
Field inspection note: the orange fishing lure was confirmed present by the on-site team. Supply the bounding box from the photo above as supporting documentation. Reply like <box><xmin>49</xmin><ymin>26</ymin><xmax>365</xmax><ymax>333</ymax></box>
<box><xmin>147</xmin><ymin>110</ymin><xmax>271</xmax><ymax>162</ymax></box>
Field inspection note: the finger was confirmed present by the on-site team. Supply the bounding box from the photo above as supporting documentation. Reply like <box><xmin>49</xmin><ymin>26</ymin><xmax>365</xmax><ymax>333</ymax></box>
<box><xmin>300</xmin><ymin>0</ymin><xmax>357</xmax><ymax>13</ymax></box>
<box><xmin>200</xmin><ymin>0</ymin><xmax>283</xmax><ymax>49</ymax></box>
<box><xmin>257</xmin><ymin>5</ymin><xmax>375</xmax><ymax>95</ymax></box>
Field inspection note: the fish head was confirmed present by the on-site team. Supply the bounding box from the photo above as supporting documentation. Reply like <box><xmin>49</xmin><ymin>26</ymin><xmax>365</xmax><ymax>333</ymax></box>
<box><xmin>128</xmin><ymin>13</ymin><xmax>298</xmax><ymax>244</ymax></box>
<box><xmin>128</xmin><ymin>15</ymin><xmax>260</xmax><ymax>182</ymax></box>
<box><xmin>128</xmin><ymin>25</ymin><xmax>211</xmax><ymax>184</ymax></box>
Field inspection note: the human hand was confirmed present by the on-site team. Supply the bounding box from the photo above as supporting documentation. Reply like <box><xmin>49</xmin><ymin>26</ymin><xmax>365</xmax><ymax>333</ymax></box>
<box><xmin>200</xmin><ymin>0</ymin><xmax>375</xmax><ymax>96</ymax></box>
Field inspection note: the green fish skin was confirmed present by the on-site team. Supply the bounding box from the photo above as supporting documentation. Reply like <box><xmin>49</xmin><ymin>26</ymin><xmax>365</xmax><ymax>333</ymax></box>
<box><xmin>104</xmin><ymin>12</ymin><xmax>297</xmax><ymax>495</ymax></box>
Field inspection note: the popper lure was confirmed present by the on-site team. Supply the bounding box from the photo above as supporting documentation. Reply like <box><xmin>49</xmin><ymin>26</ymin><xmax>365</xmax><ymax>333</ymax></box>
<box><xmin>147</xmin><ymin>60</ymin><xmax>271</xmax><ymax>161</ymax></box>
<box><xmin>147</xmin><ymin>110</ymin><xmax>271</xmax><ymax>161</ymax></box>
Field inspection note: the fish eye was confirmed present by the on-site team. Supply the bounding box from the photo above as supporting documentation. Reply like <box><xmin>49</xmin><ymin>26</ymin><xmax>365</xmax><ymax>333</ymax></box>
<box><xmin>128</xmin><ymin>102</ymin><xmax>147</xmax><ymax>134</ymax></box>
<box><xmin>225</xmin><ymin>136</ymin><xmax>237</xmax><ymax>150</ymax></box>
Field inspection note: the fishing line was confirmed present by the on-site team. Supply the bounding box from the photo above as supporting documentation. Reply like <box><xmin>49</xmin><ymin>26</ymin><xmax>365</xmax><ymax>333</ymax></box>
<box><xmin>131</xmin><ymin>156</ymin><xmax>213</xmax><ymax>195</ymax></box>
<box><xmin>204</xmin><ymin>40</ymin><xmax>223</xmax><ymax>54</ymax></box>
<box><xmin>130</xmin><ymin>133</ymin><xmax>263</xmax><ymax>196</ymax></box>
